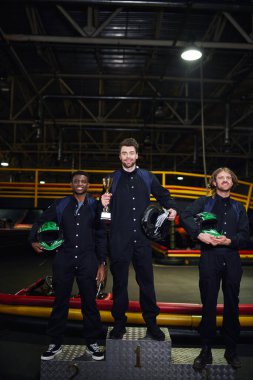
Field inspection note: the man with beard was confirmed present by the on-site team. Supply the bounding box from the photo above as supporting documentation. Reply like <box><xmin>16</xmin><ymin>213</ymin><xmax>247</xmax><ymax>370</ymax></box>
<box><xmin>29</xmin><ymin>171</ymin><xmax>107</xmax><ymax>361</ymax></box>
<box><xmin>181</xmin><ymin>167</ymin><xmax>249</xmax><ymax>371</ymax></box>
<box><xmin>101</xmin><ymin>138</ymin><xmax>177</xmax><ymax>341</ymax></box>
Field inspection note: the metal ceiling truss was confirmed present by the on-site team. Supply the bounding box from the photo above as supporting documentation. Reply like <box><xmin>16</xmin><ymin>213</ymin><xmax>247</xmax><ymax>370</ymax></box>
<box><xmin>0</xmin><ymin>1</ymin><xmax>253</xmax><ymax>178</ymax></box>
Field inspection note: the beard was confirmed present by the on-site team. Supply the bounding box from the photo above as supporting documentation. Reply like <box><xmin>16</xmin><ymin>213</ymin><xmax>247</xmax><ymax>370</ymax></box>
<box><xmin>122</xmin><ymin>161</ymin><xmax>136</xmax><ymax>170</ymax></box>
<box><xmin>216</xmin><ymin>183</ymin><xmax>233</xmax><ymax>193</ymax></box>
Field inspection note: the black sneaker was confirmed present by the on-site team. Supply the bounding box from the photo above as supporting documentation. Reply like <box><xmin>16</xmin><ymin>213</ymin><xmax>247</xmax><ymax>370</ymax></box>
<box><xmin>109</xmin><ymin>326</ymin><xmax>126</xmax><ymax>339</ymax></box>
<box><xmin>224</xmin><ymin>348</ymin><xmax>241</xmax><ymax>369</ymax></box>
<box><xmin>86</xmin><ymin>343</ymin><xmax>105</xmax><ymax>361</ymax></box>
<box><xmin>41</xmin><ymin>344</ymin><xmax>62</xmax><ymax>360</ymax></box>
<box><xmin>193</xmin><ymin>346</ymin><xmax>212</xmax><ymax>371</ymax></box>
<box><xmin>146</xmin><ymin>325</ymin><xmax>165</xmax><ymax>341</ymax></box>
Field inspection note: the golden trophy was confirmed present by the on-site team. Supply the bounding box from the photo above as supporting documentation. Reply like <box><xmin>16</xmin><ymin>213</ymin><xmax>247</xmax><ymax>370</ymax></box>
<box><xmin>101</xmin><ymin>177</ymin><xmax>113</xmax><ymax>220</ymax></box>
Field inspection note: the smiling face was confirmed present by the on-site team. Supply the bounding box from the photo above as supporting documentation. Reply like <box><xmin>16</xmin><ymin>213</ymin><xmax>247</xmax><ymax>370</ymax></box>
<box><xmin>212</xmin><ymin>170</ymin><xmax>233</xmax><ymax>196</ymax></box>
<box><xmin>119</xmin><ymin>145</ymin><xmax>138</xmax><ymax>172</ymax></box>
<box><xmin>71</xmin><ymin>174</ymin><xmax>89</xmax><ymax>197</ymax></box>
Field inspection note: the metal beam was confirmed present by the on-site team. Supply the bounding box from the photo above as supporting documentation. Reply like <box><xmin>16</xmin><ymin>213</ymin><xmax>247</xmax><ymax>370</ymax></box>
<box><xmin>40</xmin><ymin>94</ymin><xmax>253</xmax><ymax>104</ymax></box>
<box><xmin>10</xmin><ymin>73</ymin><xmax>238</xmax><ymax>84</ymax></box>
<box><xmin>5</xmin><ymin>34</ymin><xmax>253</xmax><ymax>50</ymax></box>
<box><xmin>1</xmin><ymin>119</ymin><xmax>253</xmax><ymax>132</ymax></box>
<box><xmin>4</xmin><ymin>1</ymin><xmax>253</xmax><ymax>13</ymax></box>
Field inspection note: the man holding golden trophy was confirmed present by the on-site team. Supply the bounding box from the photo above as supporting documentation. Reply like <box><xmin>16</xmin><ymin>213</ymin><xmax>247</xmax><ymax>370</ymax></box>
<box><xmin>101</xmin><ymin>138</ymin><xmax>177</xmax><ymax>340</ymax></box>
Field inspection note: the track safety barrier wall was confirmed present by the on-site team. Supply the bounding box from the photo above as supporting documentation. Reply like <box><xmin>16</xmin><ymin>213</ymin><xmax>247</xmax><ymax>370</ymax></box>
<box><xmin>0</xmin><ymin>168</ymin><xmax>252</xmax><ymax>210</ymax></box>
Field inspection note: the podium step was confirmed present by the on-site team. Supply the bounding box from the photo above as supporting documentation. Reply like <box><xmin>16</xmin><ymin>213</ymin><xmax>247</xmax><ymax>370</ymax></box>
<box><xmin>170</xmin><ymin>348</ymin><xmax>236</xmax><ymax>379</ymax></box>
<box><xmin>40</xmin><ymin>327</ymin><xmax>236</xmax><ymax>380</ymax></box>
<box><xmin>106</xmin><ymin>326</ymin><xmax>171</xmax><ymax>379</ymax></box>
<box><xmin>40</xmin><ymin>345</ymin><xmax>107</xmax><ymax>380</ymax></box>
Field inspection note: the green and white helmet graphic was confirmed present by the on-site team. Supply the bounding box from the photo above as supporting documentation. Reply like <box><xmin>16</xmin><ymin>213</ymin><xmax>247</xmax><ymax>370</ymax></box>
<box><xmin>194</xmin><ymin>212</ymin><xmax>222</xmax><ymax>237</ymax></box>
<box><xmin>37</xmin><ymin>221</ymin><xmax>64</xmax><ymax>250</ymax></box>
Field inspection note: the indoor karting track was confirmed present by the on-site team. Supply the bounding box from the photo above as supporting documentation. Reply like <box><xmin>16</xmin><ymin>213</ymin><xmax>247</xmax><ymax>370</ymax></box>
<box><xmin>0</xmin><ymin>240</ymin><xmax>253</xmax><ymax>380</ymax></box>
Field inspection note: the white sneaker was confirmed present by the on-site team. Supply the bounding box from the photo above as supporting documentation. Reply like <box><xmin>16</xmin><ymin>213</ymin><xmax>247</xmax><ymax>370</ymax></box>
<box><xmin>86</xmin><ymin>342</ymin><xmax>105</xmax><ymax>360</ymax></box>
<box><xmin>41</xmin><ymin>344</ymin><xmax>62</xmax><ymax>360</ymax></box>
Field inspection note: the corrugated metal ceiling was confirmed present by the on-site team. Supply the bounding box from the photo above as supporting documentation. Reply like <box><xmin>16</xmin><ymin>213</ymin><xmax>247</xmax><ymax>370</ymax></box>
<box><xmin>0</xmin><ymin>0</ymin><xmax>253</xmax><ymax>178</ymax></box>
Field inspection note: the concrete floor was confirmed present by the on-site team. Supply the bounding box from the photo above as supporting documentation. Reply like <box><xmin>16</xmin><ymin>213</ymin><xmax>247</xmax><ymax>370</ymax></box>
<box><xmin>0</xmin><ymin>242</ymin><xmax>253</xmax><ymax>379</ymax></box>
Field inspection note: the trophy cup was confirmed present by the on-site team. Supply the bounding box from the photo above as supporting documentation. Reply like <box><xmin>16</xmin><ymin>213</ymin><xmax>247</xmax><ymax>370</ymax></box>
<box><xmin>101</xmin><ymin>177</ymin><xmax>113</xmax><ymax>220</ymax></box>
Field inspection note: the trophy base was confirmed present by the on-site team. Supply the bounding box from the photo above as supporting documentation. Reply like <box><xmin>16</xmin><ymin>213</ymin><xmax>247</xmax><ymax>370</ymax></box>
<box><xmin>101</xmin><ymin>212</ymin><xmax>111</xmax><ymax>220</ymax></box>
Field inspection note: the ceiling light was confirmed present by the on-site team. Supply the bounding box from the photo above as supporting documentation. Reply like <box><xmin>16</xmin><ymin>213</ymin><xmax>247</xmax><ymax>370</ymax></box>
<box><xmin>155</xmin><ymin>105</ymin><xmax>165</xmax><ymax>119</ymax></box>
<box><xmin>0</xmin><ymin>86</ymin><xmax>10</xmax><ymax>92</ymax></box>
<box><xmin>0</xmin><ymin>76</ymin><xmax>10</xmax><ymax>92</ymax></box>
<box><xmin>177</xmin><ymin>176</ymin><xmax>184</xmax><ymax>181</ymax></box>
<box><xmin>1</xmin><ymin>161</ymin><xmax>9</xmax><ymax>167</ymax></box>
<box><xmin>181</xmin><ymin>46</ymin><xmax>202</xmax><ymax>61</ymax></box>
<box><xmin>144</xmin><ymin>135</ymin><xmax>152</xmax><ymax>147</ymax></box>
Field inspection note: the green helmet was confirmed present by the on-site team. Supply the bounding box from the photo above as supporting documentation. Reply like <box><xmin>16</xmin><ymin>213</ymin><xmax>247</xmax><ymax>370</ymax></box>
<box><xmin>194</xmin><ymin>212</ymin><xmax>222</xmax><ymax>237</ymax></box>
<box><xmin>37</xmin><ymin>221</ymin><xmax>64</xmax><ymax>250</ymax></box>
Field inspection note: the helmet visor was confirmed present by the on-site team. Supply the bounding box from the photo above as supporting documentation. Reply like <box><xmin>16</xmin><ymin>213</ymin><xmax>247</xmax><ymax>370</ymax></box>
<box><xmin>37</xmin><ymin>221</ymin><xmax>64</xmax><ymax>250</ymax></box>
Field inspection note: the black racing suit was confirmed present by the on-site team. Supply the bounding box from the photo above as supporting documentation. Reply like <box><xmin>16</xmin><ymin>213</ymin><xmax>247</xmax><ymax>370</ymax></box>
<box><xmin>29</xmin><ymin>195</ymin><xmax>107</xmax><ymax>345</ymax></box>
<box><xmin>181</xmin><ymin>194</ymin><xmax>249</xmax><ymax>348</ymax></box>
<box><xmin>108</xmin><ymin>167</ymin><xmax>177</xmax><ymax>327</ymax></box>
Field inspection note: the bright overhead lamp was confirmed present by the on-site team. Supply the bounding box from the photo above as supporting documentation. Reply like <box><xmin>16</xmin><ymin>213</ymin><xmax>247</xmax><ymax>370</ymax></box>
<box><xmin>181</xmin><ymin>46</ymin><xmax>202</xmax><ymax>61</ymax></box>
<box><xmin>1</xmin><ymin>161</ymin><xmax>9</xmax><ymax>167</ymax></box>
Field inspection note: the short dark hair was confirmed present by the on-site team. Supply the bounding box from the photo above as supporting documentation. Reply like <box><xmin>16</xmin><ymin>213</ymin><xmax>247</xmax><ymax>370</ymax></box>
<box><xmin>71</xmin><ymin>171</ymin><xmax>90</xmax><ymax>182</ymax></box>
<box><xmin>119</xmin><ymin>137</ymin><xmax>139</xmax><ymax>153</ymax></box>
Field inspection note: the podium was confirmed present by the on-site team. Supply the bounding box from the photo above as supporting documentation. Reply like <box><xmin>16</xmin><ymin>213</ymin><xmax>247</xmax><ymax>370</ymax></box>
<box><xmin>41</xmin><ymin>327</ymin><xmax>236</xmax><ymax>379</ymax></box>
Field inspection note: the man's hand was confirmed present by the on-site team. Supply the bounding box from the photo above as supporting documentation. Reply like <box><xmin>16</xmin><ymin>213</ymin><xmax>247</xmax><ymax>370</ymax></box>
<box><xmin>31</xmin><ymin>242</ymin><xmax>44</xmax><ymax>254</ymax></box>
<box><xmin>167</xmin><ymin>208</ymin><xmax>177</xmax><ymax>221</ymax></box>
<box><xmin>197</xmin><ymin>233</ymin><xmax>231</xmax><ymax>246</ymax></box>
<box><xmin>96</xmin><ymin>263</ymin><xmax>107</xmax><ymax>285</ymax></box>
<box><xmin>210</xmin><ymin>235</ymin><xmax>231</xmax><ymax>246</ymax></box>
<box><xmin>197</xmin><ymin>232</ymin><xmax>218</xmax><ymax>245</ymax></box>
<box><xmin>101</xmin><ymin>193</ymin><xmax>112</xmax><ymax>208</ymax></box>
